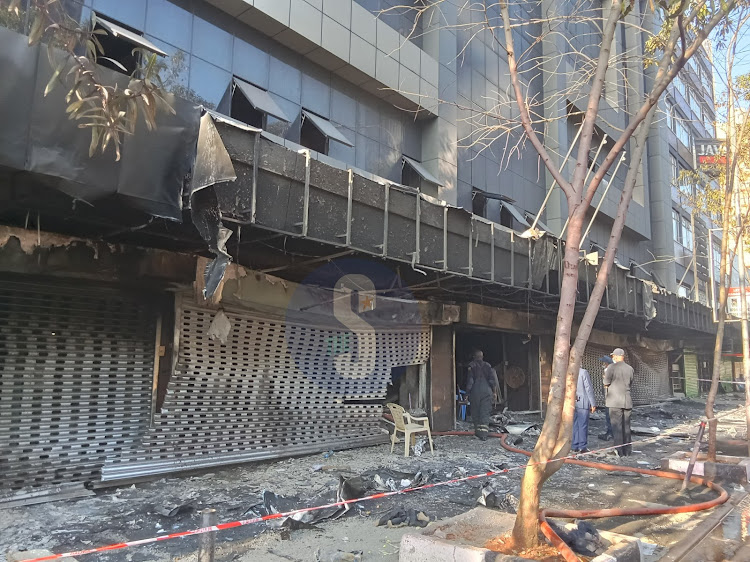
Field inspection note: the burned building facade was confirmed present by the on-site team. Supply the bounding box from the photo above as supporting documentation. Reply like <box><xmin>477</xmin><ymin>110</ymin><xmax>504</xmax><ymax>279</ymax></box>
<box><xmin>0</xmin><ymin>0</ymin><xmax>725</xmax><ymax>498</ymax></box>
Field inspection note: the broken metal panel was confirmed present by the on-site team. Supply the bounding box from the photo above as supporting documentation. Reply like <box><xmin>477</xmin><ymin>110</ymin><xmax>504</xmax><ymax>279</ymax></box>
<box><xmin>0</xmin><ymin>275</ymin><xmax>156</xmax><ymax>492</ymax></box>
<box><xmin>190</xmin><ymin>113</ymin><xmax>237</xmax><ymax>198</ymax></box>
<box><xmin>0</xmin><ymin>27</ymin><xmax>199</xmax><ymax>220</ymax></box>
<box><xmin>402</xmin><ymin>156</ymin><xmax>441</xmax><ymax>186</ymax></box>
<box><xmin>96</xmin><ymin>17</ymin><xmax>168</xmax><ymax>56</ymax></box>
<box><xmin>387</xmin><ymin>188</ymin><xmax>419</xmax><ymax>262</ymax></box>
<box><xmin>302</xmin><ymin>110</ymin><xmax>354</xmax><ymax>147</ymax></box>
<box><xmin>102</xmin><ymin>298</ymin><xmax>430</xmax><ymax>480</ymax></box>
<box><xmin>233</xmin><ymin>78</ymin><xmax>291</xmax><ymax>122</ymax></box>
<box><xmin>0</xmin><ymin>26</ymin><xmax>35</xmax><ymax>170</ymax></box>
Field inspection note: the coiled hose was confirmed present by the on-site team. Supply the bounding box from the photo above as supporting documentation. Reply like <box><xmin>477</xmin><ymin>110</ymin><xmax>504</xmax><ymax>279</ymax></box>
<box><xmin>431</xmin><ymin>430</ymin><xmax>728</xmax><ymax>561</ymax></box>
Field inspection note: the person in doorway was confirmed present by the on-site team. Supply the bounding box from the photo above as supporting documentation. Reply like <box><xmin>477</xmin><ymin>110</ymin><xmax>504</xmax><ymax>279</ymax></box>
<box><xmin>572</xmin><ymin>367</ymin><xmax>597</xmax><ymax>453</ymax></box>
<box><xmin>597</xmin><ymin>355</ymin><xmax>614</xmax><ymax>441</ymax></box>
<box><xmin>603</xmin><ymin>348</ymin><xmax>634</xmax><ymax>457</ymax></box>
<box><xmin>466</xmin><ymin>349</ymin><xmax>500</xmax><ymax>441</ymax></box>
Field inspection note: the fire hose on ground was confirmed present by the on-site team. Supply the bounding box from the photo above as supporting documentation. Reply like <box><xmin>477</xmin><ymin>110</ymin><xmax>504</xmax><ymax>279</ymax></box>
<box><xmin>433</xmin><ymin>430</ymin><xmax>729</xmax><ymax>562</ymax></box>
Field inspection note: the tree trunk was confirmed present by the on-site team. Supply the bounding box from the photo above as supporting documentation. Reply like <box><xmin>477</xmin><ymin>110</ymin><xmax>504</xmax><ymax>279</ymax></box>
<box><xmin>706</xmin><ymin>190</ymin><xmax>734</xmax><ymax>461</ymax></box>
<box><xmin>512</xmin><ymin>221</ymin><xmax>585</xmax><ymax>546</ymax></box>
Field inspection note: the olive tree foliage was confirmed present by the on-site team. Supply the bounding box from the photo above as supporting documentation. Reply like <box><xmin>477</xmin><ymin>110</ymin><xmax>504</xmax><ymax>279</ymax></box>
<box><xmin>2</xmin><ymin>0</ymin><xmax>175</xmax><ymax>160</ymax></box>
<box><xmin>390</xmin><ymin>0</ymin><xmax>740</xmax><ymax>548</ymax></box>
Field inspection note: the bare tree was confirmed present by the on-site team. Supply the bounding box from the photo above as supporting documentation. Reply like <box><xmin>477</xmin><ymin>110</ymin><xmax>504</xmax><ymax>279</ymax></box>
<box><xmin>2</xmin><ymin>0</ymin><xmax>173</xmax><ymax>159</ymax></box>
<box><xmin>392</xmin><ymin>0</ymin><xmax>740</xmax><ymax>548</ymax></box>
<box><xmin>703</xmin><ymin>6</ymin><xmax>750</xmax><ymax>458</ymax></box>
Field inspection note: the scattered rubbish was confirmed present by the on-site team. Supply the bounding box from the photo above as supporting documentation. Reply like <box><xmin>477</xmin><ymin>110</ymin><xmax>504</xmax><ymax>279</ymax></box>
<box><xmin>245</xmin><ymin>489</ymin><xmax>346</xmax><ymax>529</ymax></box>
<box><xmin>311</xmin><ymin>465</ymin><xmax>352</xmax><ymax>473</ymax></box>
<box><xmin>207</xmin><ymin>309</ymin><xmax>232</xmax><ymax>344</ymax></box>
<box><xmin>475</xmin><ymin>482</ymin><xmax>519</xmax><ymax>513</ymax></box>
<box><xmin>636</xmin><ymin>461</ymin><xmax>650</xmax><ymax>465</ymax></box>
<box><xmin>377</xmin><ymin>505</ymin><xmax>431</xmax><ymax>528</ymax></box>
<box><xmin>447</xmin><ymin>467</ymin><xmax>467</xmax><ymax>479</ymax></box>
<box><xmin>315</xmin><ymin>548</ymin><xmax>363</xmax><ymax>561</ymax></box>
<box><xmin>733</xmin><ymin>484</ymin><xmax>746</xmax><ymax>492</ymax></box>
<box><xmin>509</xmin><ymin>436</ymin><xmax>524</xmax><ymax>446</ymax></box>
<box><xmin>504</xmin><ymin>423</ymin><xmax>542</xmax><ymax>436</ymax></box>
<box><xmin>323</xmin><ymin>450</ymin><xmax>335</xmax><ymax>459</ymax></box>
<box><xmin>413</xmin><ymin>436</ymin><xmax>429</xmax><ymax>456</ymax></box>
<box><xmin>631</xmin><ymin>427</ymin><xmax>661</xmax><ymax>436</ymax></box>
<box><xmin>154</xmin><ymin>501</ymin><xmax>193</xmax><ymax>518</ymax></box>
<box><xmin>548</xmin><ymin>520</ymin><xmax>611</xmax><ymax>557</ymax></box>
<box><xmin>640</xmin><ymin>541</ymin><xmax>659</xmax><ymax>555</ymax></box>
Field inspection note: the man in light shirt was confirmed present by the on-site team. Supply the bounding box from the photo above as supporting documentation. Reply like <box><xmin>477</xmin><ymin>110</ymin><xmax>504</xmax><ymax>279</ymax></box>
<box><xmin>572</xmin><ymin>367</ymin><xmax>597</xmax><ymax>453</ymax></box>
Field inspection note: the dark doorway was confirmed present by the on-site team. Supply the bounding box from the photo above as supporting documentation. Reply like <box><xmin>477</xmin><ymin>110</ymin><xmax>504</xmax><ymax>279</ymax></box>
<box><xmin>455</xmin><ymin>328</ymin><xmax>536</xmax><ymax>412</ymax></box>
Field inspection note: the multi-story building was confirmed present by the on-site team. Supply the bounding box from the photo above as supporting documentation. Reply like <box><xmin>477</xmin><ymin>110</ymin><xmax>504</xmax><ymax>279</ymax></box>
<box><xmin>0</xmin><ymin>0</ymin><xmax>731</xmax><ymax>497</ymax></box>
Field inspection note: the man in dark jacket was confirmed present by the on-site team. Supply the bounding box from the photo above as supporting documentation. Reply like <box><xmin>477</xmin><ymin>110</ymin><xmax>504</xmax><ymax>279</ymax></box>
<box><xmin>466</xmin><ymin>350</ymin><xmax>500</xmax><ymax>441</ymax></box>
<box><xmin>603</xmin><ymin>348</ymin><xmax>634</xmax><ymax>457</ymax></box>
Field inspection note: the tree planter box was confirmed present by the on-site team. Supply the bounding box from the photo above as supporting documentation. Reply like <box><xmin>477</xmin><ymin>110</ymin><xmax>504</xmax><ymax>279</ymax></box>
<box><xmin>662</xmin><ymin>451</ymin><xmax>750</xmax><ymax>483</ymax></box>
<box><xmin>399</xmin><ymin>507</ymin><xmax>642</xmax><ymax>562</ymax></box>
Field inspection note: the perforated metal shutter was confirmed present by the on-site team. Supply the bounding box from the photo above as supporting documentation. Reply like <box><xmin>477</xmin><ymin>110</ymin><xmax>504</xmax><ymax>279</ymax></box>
<box><xmin>102</xmin><ymin>299</ymin><xmax>430</xmax><ymax>480</ymax></box>
<box><xmin>580</xmin><ymin>344</ymin><xmax>670</xmax><ymax>406</ymax></box>
<box><xmin>0</xmin><ymin>276</ymin><xmax>156</xmax><ymax>492</ymax></box>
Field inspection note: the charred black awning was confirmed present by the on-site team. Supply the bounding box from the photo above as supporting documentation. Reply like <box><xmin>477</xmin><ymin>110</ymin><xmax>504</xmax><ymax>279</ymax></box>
<box><xmin>0</xmin><ymin>26</ymin><xmax>199</xmax><ymax>221</ymax></box>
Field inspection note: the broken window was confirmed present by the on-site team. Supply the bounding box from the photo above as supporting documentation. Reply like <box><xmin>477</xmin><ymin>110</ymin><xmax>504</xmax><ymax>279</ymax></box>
<box><xmin>300</xmin><ymin>110</ymin><xmax>354</xmax><ymax>155</ymax></box>
<box><xmin>472</xmin><ymin>189</ymin><xmax>487</xmax><ymax>217</ymax></box>
<box><xmin>498</xmin><ymin>199</ymin><xmax>531</xmax><ymax>231</ymax></box>
<box><xmin>401</xmin><ymin>156</ymin><xmax>440</xmax><ymax>197</ymax></box>
<box><xmin>524</xmin><ymin>211</ymin><xmax>552</xmax><ymax>234</ymax></box>
<box><xmin>94</xmin><ymin>16</ymin><xmax>166</xmax><ymax>76</ymax></box>
<box><xmin>229</xmin><ymin>77</ymin><xmax>290</xmax><ymax>129</ymax></box>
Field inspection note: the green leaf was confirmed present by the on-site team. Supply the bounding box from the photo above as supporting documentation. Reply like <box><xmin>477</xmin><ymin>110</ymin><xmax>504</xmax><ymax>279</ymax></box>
<box><xmin>98</xmin><ymin>57</ymin><xmax>128</xmax><ymax>72</ymax></box>
<box><xmin>89</xmin><ymin>127</ymin><xmax>100</xmax><ymax>157</ymax></box>
<box><xmin>28</xmin><ymin>15</ymin><xmax>43</xmax><ymax>45</ymax></box>
<box><xmin>44</xmin><ymin>65</ymin><xmax>62</xmax><ymax>97</ymax></box>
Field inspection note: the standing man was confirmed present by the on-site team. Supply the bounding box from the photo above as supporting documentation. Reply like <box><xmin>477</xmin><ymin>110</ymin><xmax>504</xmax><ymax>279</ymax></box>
<box><xmin>603</xmin><ymin>348</ymin><xmax>634</xmax><ymax>457</ymax></box>
<box><xmin>466</xmin><ymin>349</ymin><xmax>500</xmax><ymax>441</ymax></box>
<box><xmin>597</xmin><ymin>355</ymin><xmax>614</xmax><ymax>441</ymax></box>
<box><xmin>572</xmin><ymin>367</ymin><xmax>597</xmax><ymax>453</ymax></box>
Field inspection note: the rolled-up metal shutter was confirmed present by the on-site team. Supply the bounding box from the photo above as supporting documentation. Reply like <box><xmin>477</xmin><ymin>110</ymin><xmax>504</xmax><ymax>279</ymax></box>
<box><xmin>102</xmin><ymin>298</ymin><xmax>430</xmax><ymax>480</ymax></box>
<box><xmin>0</xmin><ymin>275</ymin><xmax>156</xmax><ymax>492</ymax></box>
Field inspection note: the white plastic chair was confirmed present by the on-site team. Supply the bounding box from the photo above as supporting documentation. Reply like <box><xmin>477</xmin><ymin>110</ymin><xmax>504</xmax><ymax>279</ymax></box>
<box><xmin>386</xmin><ymin>403</ymin><xmax>434</xmax><ymax>457</ymax></box>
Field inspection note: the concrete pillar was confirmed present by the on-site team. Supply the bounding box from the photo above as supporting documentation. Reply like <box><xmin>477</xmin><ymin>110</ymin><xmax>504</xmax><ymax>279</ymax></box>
<box><xmin>420</xmin><ymin>3</ymin><xmax>458</xmax><ymax>206</ymax></box>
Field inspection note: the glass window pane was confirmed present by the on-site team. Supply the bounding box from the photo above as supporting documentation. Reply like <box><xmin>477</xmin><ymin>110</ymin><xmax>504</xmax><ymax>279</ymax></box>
<box><xmin>92</xmin><ymin>0</ymin><xmax>147</xmax><ymax>29</ymax></box>
<box><xmin>146</xmin><ymin>0</ymin><xmax>193</xmax><ymax>52</ymax></box>
<box><xmin>188</xmin><ymin>57</ymin><xmax>231</xmax><ymax>109</ymax></box>
<box><xmin>192</xmin><ymin>17</ymin><xmax>233</xmax><ymax>71</ymax></box>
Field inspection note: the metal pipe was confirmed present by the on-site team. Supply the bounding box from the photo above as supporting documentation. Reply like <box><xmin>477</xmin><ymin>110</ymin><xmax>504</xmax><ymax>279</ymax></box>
<box><xmin>468</xmin><ymin>218</ymin><xmax>474</xmax><ymax>277</ymax></box>
<box><xmin>414</xmin><ymin>193</ymin><xmax>421</xmax><ymax>266</ymax></box>
<box><xmin>529</xmin><ymin>118</ymin><xmax>587</xmax><ymax>231</ymax></box>
<box><xmin>299</xmin><ymin>149</ymin><xmax>311</xmax><ymax>236</ymax></box>
<box><xmin>490</xmin><ymin>224</ymin><xmax>495</xmax><ymax>281</ymax></box>
<box><xmin>198</xmin><ymin>509</ymin><xmax>217</xmax><ymax>562</ymax></box>
<box><xmin>682</xmin><ymin>421</ymin><xmax>706</xmax><ymax>491</ymax></box>
<box><xmin>442</xmin><ymin>207</ymin><xmax>448</xmax><ymax>270</ymax></box>
<box><xmin>560</xmin><ymin>135</ymin><xmax>608</xmax><ymax>239</ymax></box>
<box><xmin>510</xmin><ymin>231</ymin><xmax>515</xmax><ymax>285</ymax></box>
<box><xmin>251</xmin><ymin>132</ymin><xmax>259</xmax><ymax>223</ymax></box>
<box><xmin>149</xmin><ymin>314</ymin><xmax>163</xmax><ymax>427</ymax></box>
<box><xmin>346</xmin><ymin>169</ymin><xmax>353</xmax><ymax>245</ymax></box>
<box><xmin>382</xmin><ymin>183</ymin><xmax>390</xmax><ymax>256</ymax></box>
<box><xmin>581</xmin><ymin>152</ymin><xmax>627</xmax><ymax>243</ymax></box>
